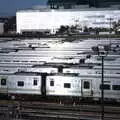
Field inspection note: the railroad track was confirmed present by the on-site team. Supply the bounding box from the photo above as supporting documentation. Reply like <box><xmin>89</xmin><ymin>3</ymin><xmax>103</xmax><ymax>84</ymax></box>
<box><xmin>0</xmin><ymin>101</ymin><xmax>120</xmax><ymax>120</ymax></box>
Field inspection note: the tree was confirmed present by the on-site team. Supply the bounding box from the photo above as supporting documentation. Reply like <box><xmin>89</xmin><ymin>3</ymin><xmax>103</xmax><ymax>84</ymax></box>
<box><xmin>57</xmin><ymin>25</ymin><xmax>70</xmax><ymax>34</ymax></box>
<box><xmin>112</xmin><ymin>20</ymin><xmax>120</xmax><ymax>34</ymax></box>
<box><xmin>83</xmin><ymin>26</ymin><xmax>89</xmax><ymax>32</ymax></box>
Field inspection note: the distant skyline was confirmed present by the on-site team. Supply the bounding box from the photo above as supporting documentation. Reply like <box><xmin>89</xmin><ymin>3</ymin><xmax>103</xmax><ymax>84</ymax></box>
<box><xmin>0</xmin><ymin>0</ymin><xmax>47</xmax><ymax>16</ymax></box>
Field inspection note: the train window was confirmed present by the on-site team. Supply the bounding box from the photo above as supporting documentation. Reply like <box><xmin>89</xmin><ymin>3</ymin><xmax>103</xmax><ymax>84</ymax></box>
<box><xmin>50</xmin><ymin>81</ymin><xmax>54</xmax><ymax>86</ymax></box>
<box><xmin>21</xmin><ymin>61</ymin><xmax>28</xmax><ymax>63</ymax></box>
<box><xmin>4</xmin><ymin>60</ymin><xmax>10</xmax><ymax>62</ymax></box>
<box><xmin>83</xmin><ymin>81</ymin><xmax>90</xmax><ymax>89</ymax></box>
<box><xmin>100</xmin><ymin>84</ymin><xmax>110</xmax><ymax>90</ymax></box>
<box><xmin>1</xmin><ymin>78</ymin><xmax>6</xmax><ymax>86</ymax></box>
<box><xmin>32</xmin><ymin>61</ymin><xmax>36</xmax><ymax>62</ymax></box>
<box><xmin>64</xmin><ymin>83</ymin><xmax>71</xmax><ymax>88</ymax></box>
<box><xmin>13</xmin><ymin>60</ymin><xmax>19</xmax><ymax>62</ymax></box>
<box><xmin>33</xmin><ymin>80</ymin><xmax>37</xmax><ymax>86</ymax></box>
<box><xmin>112</xmin><ymin>85</ymin><xmax>120</xmax><ymax>90</ymax></box>
<box><xmin>17</xmin><ymin>81</ymin><xmax>24</xmax><ymax>87</ymax></box>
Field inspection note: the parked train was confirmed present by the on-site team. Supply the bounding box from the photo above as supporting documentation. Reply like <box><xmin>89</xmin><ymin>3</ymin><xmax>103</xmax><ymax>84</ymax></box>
<box><xmin>1</xmin><ymin>64</ymin><xmax>120</xmax><ymax>75</ymax></box>
<box><xmin>0</xmin><ymin>72</ymin><xmax>120</xmax><ymax>102</ymax></box>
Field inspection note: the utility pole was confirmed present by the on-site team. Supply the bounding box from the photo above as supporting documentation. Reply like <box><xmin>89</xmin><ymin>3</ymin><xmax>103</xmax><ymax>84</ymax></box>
<box><xmin>107</xmin><ymin>17</ymin><xmax>113</xmax><ymax>49</ymax></box>
<box><xmin>92</xmin><ymin>45</ymin><xmax>110</xmax><ymax>120</ymax></box>
<box><xmin>101</xmin><ymin>55</ymin><xmax>104</xmax><ymax>120</ymax></box>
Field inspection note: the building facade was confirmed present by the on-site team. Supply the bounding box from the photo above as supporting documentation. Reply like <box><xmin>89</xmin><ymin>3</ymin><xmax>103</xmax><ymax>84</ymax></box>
<box><xmin>17</xmin><ymin>9</ymin><xmax>120</xmax><ymax>34</ymax></box>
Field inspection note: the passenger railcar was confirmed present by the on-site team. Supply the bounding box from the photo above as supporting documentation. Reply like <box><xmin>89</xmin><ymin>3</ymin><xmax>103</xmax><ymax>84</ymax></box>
<box><xmin>46</xmin><ymin>74</ymin><xmax>120</xmax><ymax>102</ymax></box>
<box><xmin>0</xmin><ymin>72</ymin><xmax>42</xmax><ymax>100</ymax></box>
<box><xmin>27</xmin><ymin>66</ymin><xmax>58</xmax><ymax>73</ymax></box>
<box><xmin>0</xmin><ymin>65</ymin><xmax>58</xmax><ymax>74</ymax></box>
<box><xmin>63</xmin><ymin>67</ymin><xmax>120</xmax><ymax>75</ymax></box>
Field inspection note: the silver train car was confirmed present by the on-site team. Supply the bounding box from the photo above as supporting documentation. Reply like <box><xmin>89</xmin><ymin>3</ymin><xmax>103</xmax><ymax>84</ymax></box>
<box><xmin>0</xmin><ymin>73</ymin><xmax>42</xmax><ymax>99</ymax></box>
<box><xmin>46</xmin><ymin>74</ymin><xmax>120</xmax><ymax>102</ymax></box>
<box><xmin>0</xmin><ymin>72</ymin><xmax>120</xmax><ymax>102</ymax></box>
<box><xmin>0</xmin><ymin>66</ymin><xmax>58</xmax><ymax>74</ymax></box>
<box><xmin>63</xmin><ymin>67</ymin><xmax>120</xmax><ymax>75</ymax></box>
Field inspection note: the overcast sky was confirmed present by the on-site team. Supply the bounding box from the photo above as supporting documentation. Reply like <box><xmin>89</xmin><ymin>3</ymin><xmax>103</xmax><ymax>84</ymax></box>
<box><xmin>0</xmin><ymin>0</ymin><xmax>47</xmax><ymax>16</ymax></box>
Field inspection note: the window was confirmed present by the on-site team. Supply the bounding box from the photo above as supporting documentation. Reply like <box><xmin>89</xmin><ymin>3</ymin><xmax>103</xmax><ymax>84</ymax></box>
<box><xmin>100</xmin><ymin>84</ymin><xmax>110</xmax><ymax>90</ymax></box>
<box><xmin>33</xmin><ymin>80</ymin><xmax>37</xmax><ymax>86</ymax></box>
<box><xmin>1</xmin><ymin>78</ymin><xmax>6</xmax><ymax>85</ymax></box>
<box><xmin>4</xmin><ymin>60</ymin><xmax>10</xmax><ymax>62</ymax></box>
<box><xmin>13</xmin><ymin>60</ymin><xmax>19</xmax><ymax>62</ymax></box>
<box><xmin>17</xmin><ymin>81</ymin><xmax>24</xmax><ymax>87</ymax></box>
<box><xmin>84</xmin><ymin>81</ymin><xmax>90</xmax><ymax>89</ymax></box>
<box><xmin>64</xmin><ymin>83</ymin><xmax>71</xmax><ymax>88</ymax></box>
<box><xmin>33</xmin><ymin>77</ymin><xmax>38</xmax><ymax>86</ymax></box>
<box><xmin>112</xmin><ymin>85</ymin><xmax>120</xmax><ymax>90</ymax></box>
<box><xmin>50</xmin><ymin>81</ymin><xmax>54</xmax><ymax>86</ymax></box>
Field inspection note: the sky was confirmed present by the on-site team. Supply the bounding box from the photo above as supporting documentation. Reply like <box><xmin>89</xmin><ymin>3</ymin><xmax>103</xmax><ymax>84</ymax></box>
<box><xmin>0</xmin><ymin>0</ymin><xmax>47</xmax><ymax>16</ymax></box>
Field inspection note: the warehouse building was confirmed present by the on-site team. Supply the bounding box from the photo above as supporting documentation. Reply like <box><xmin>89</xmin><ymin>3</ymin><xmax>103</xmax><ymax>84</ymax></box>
<box><xmin>16</xmin><ymin>7</ymin><xmax>120</xmax><ymax>34</ymax></box>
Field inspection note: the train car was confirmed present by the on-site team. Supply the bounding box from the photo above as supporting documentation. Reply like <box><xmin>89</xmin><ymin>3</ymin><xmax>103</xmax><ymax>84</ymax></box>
<box><xmin>63</xmin><ymin>67</ymin><xmax>120</xmax><ymax>75</ymax></box>
<box><xmin>0</xmin><ymin>65</ymin><xmax>58</xmax><ymax>74</ymax></box>
<box><xmin>0</xmin><ymin>72</ymin><xmax>42</xmax><ymax>100</ymax></box>
<box><xmin>46</xmin><ymin>74</ymin><xmax>120</xmax><ymax>102</ymax></box>
<box><xmin>28</xmin><ymin>66</ymin><xmax>58</xmax><ymax>73</ymax></box>
<box><xmin>0</xmin><ymin>67</ymin><xmax>18</xmax><ymax>74</ymax></box>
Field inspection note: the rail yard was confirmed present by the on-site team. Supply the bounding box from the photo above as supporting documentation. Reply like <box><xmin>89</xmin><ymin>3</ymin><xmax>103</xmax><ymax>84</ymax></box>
<box><xmin>0</xmin><ymin>100</ymin><xmax>120</xmax><ymax>120</ymax></box>
<box><xmin>0</xmin><ymin>37</ymin><xmax>120</xmax><ymax>119</ymax></box>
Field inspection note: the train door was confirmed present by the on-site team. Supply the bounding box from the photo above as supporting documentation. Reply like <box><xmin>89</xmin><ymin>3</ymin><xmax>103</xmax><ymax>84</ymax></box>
<box><xmin>81</xmin><ymin>80</ymin><xmax>92</xmax><ymax>97</ymax></box>
<box><xmin>41</xmin><ymin>73</ymin><xmax>47</xmax><ymax>97</ymax></box>
<box><xmin>0</xmin><ymin>77</ymin><xmax>8</xmax><ymax>94</ymax></box>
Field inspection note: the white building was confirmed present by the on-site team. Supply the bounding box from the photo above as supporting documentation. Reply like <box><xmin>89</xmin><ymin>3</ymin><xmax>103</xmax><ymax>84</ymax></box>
<box><xmin>16</xmin><ymin>8</ymin><xmax>120</xmax><ymax>34</ymax></box>
<box><xmin>0</xmin><ymin>23</ymin><xmax>4</xmax><ymax>34</ymax></box>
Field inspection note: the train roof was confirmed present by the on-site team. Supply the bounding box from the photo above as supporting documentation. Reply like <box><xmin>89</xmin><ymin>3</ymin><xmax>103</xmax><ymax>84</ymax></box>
<box><xmin>0</xmin><ymin>72</ymin><xmax>42</xmax><ymax>76</ymax></box>
<box><xmin>47</xmin><ymin>73</ymin><xmax>120</xmax><ymax>78</ymax></box>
